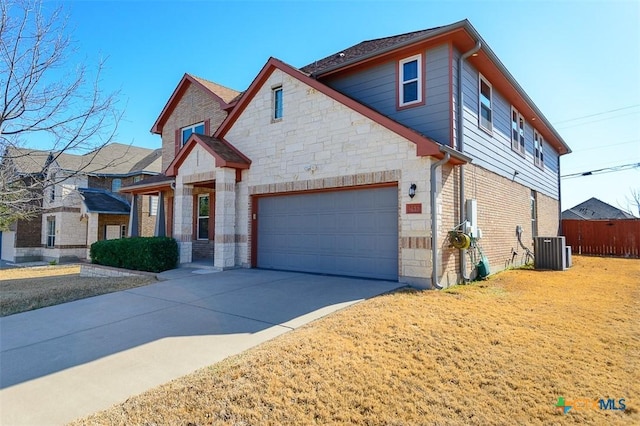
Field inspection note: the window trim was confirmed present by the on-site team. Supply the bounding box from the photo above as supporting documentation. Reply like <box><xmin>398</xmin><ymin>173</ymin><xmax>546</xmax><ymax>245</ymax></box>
<box><xmin>534</xmin><ymin>130</ymin><xmax>545</xmax><ymax>169</ymax></box>
<box><xmin>272</xmin><ymin>85</ymin><xmax>283</xmax><ymax>121</ymax></box>
<box><xmin>196</xmin><ymin>194</ymin><xmax>210</xmax><ymax>241</ymax></box>
<box><xmin>181</xmin><ymin>122</ymin><xmax>205</xmax><ymax>146</ymax></box>
<box><xmin>478</xmin><ymin>74</ymin><xmax>493</xmax><ymax>134</ymax></box>
<box><xmin>398</xmin><ymin>54</ymin><xmax>424</xmax><ymax>108</ymax></box>
<box><xmin>510</xmin><ymin>106</ymin><xmax>526</xmax><ymax>156</ymax></box>
<box><xmin>46</xmin><ymin>216</ymin><xmax>56</xmax><ymax>248</ymax></box>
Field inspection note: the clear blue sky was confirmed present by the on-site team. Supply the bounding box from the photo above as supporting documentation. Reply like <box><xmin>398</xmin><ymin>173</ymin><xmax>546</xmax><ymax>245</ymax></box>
<box><xmin>49</xmin><ymin>1</ymin><xmax>640</xmax><ymax>212</ymax></box>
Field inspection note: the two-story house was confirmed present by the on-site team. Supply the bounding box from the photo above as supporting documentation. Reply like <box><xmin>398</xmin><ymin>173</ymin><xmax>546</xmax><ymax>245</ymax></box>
<box><xmin>1</xmin><ymin>143</ymin><xmax>162</xmax><ymax>263</ymax></box>
<box><xmin>122</xmin><ymin>19</ymin><xmax>570</xmax><ymax>288</ymax></box>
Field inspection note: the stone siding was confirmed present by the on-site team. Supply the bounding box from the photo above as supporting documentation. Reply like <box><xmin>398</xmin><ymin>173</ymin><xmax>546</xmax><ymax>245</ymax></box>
<box><xmin>225</xmin><ymin>68</ymin><xmax>434</xmax><ymax>285</ymax></box>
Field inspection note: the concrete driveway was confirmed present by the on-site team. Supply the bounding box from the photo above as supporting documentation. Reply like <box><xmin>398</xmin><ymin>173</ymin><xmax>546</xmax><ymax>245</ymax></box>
<box><xmin>0</xmin><ymin>268</ymin><xmax>400</xmax><ymax>425</ymax></box>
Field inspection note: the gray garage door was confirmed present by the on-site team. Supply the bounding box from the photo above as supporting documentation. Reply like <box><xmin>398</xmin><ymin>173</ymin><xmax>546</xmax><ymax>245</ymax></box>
<box><xmin>257</xmin><ymin>186</ymin><xmax>398</xmax><ymax>280</ymax></box>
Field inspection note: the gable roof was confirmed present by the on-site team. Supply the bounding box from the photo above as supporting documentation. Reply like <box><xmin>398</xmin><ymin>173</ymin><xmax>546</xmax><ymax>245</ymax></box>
<box><xmin>151</xmin><ymin>73</ymin><xmax>241</xmax><ymax>134</ymax></box>
<box><xmin>562</xmin><ymin>197</ymin><xmax>636</xmax><ymax>220</ymax></box>
<box><xmin>5</xmin><ymin>143</ymin><xmax>161</xmax><ymax>176</ymax></box>
<box><xmin>301</xmin><ymin>26</ymin><xmax>446</xmax><ymax>76</ymax></box>
<box><xmin>166</xmin><ymin>133</ymin><xmax>251</xmax><ymax>177</ymax></box>
<box><xmin>215</xmin><ymin>57</ymin><xmax>470</xmax><ymax>165</ymax></box>
<box><xmin>78</xmin><ymin>188</ymin><xmax>130</xmax><ymax>214</ymax></box>
<box><xmin>301</xmin><ymin>19</ymin><xmax>570</xmax><ymax>156</ymax></box>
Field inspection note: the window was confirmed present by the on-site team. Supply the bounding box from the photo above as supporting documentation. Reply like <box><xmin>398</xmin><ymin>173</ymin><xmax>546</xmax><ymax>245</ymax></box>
<box><xmin>46</xmin><ymin>216</ymin><xmax>56</xmax><ymax>248</ymax></box>
<box><xmin>112</xmin><ymin>178</ymin><xmax>122</xmax><ymax>193</ymax></box>
<box><xmin>399</xmin><ymin>54</ymin><xmax>423</xmax><ymax>107</ymax></box>
<box><xmin>120</xmin><ymin>225</ymin><xmax>127</xmax><ymax>239</ymax></box>
<box><xmin>534</xmin><ymin>130</ymin><xmax>544</xmax><ymax>168</ymax></box>
<box><xmin>181</xmin><ymin>122</ymin><xmax>205</xmax><ymax>145</ymax></box>
<box><xmin>197</xmin><ymin>194</ymin><xmax>209</xmax><ymax>240</ymax></box>
<box><xmin>149</xmin><ymin>196</ymin><xmax>158</xmax><ymax>216</ymax></box>
<box><xmin>478</xmin><ymin>74</ymin><xmax>492</xmax><ymax>133</ymax></box>
<box><xmin>531</xmin><ymin>190</ymin><xmax>538</xmax><ymax>238</ymax></box>
<box><xmin>133</xmin><ymin>175</ymin><xmax>142</xmax><ymax>183</ymax></box>
<box><xmin>272</xmin><ymin>86</ymin><xmax>283</xmax><ymax>120</ymax></box>
<box><xmin>511</xmin><ymin>107</ymin><xmax>525</xmax><ymax>155</ymax></box>
<box><xmin>49</xmin><ymin>184</ymin><xmax>56</xmax><ymax>202</ymax></box>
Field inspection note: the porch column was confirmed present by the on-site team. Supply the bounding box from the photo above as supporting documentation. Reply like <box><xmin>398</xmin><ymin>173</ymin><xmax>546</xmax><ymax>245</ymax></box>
<box><xmin>214</xmin><ymin>167</ymin><xmax>236</xmax><ymax>269</ymax></box>
<box><xmin>86</xmin><ymin>213</ymin><xmax>99</xmax><ymax>260</ymax></box>
<box><xmin>174</xmin><ymin>183</ymin><xmax>193</xmax><ymax>263</ymax></box>
<box><xmin>128</xmin><ymin>195</ymin><xmax>139</xmax><ymax>237</ymax></box>
<box><xmin>154</xmin><ymin>191</ymin><xmax>166</xmax><ymax>237</ymax></box>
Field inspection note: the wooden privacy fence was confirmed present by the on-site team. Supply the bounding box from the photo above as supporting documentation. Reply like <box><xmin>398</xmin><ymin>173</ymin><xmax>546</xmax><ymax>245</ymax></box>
<box><xmin>562</xmin><ymin>219</ymin><xmax>640</xmax><ymax>258</ymax></box>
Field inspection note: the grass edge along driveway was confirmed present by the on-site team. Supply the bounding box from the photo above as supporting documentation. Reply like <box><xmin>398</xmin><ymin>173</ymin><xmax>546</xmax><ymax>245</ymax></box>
<box><xmin>73</xmin><ymin>256</ymin><xmax>639</xmax><ymax>426</ymax></box>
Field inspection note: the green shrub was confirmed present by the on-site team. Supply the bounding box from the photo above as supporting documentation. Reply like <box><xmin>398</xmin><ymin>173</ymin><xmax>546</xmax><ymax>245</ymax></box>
<box><xmin>90</xmin><ymin>237</ymin><xmax>178</xmax><ymax>273</ymax></box>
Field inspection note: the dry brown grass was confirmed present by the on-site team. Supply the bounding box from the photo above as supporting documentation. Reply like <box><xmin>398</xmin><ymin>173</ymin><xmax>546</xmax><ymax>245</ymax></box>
<box><xmin>74</xmin><ymin>256</ymin><xmax>639</xmax><ymax>425</ymax></box>
<box><xmin>0</xmin><ymin>265</ymin><xmax>156</xmax><ymax>316</ymax></box>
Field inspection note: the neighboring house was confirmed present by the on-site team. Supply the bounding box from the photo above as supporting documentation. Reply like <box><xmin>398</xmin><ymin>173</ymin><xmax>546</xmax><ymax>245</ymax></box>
<box><xmin>561</xmin><ymin>197</ymin><xmax>636</xmax><ymax>220</ymax></box>
<box><xmin>122</xmin><ymin>19</ymin><xmax>571</xmax><ymax>287</ymax></box>
<box><xmin>1</xmin><ymin>143</ymin><xmax>162</xmax><ymax>263</ymax></box>
<box><xmin>562</xmin><ymin>198</ymin><xmax>639</xmax><ymax>257</ymax></box>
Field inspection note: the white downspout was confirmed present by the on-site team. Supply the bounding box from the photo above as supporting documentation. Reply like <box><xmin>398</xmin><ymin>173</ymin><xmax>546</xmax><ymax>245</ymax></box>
<box><xmin>457</xmin><ymin>41</ymin><xmax>481</xmax><ymax>282</ymax></box>
<box><xmin>430</xmin><ymin>152</ymin><xmax>450</xmax><ymax>289</ymax></box>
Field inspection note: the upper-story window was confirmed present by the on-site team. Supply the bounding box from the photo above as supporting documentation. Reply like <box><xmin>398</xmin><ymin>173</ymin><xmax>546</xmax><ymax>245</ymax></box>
<box><xmin>478</xmin><ymin>74</ymin><xmax>493</xmax><ymax>133</ymax></box>
<box><xmin>111</xmin><ymin>178</ymin><xmax>122</xmax><ymax>193</ymax></box>
<box><xmin>534</xmin><ymin>130</ymin><xmax>545</xmax><ymax>168</ymax></box>
<box><xmin>399</xmin><ymin>54</ymin><xmax>423</xmax><ymax>107</ymax></box>
<box><xmin>511</xmin><ymin>107</ymin><xmax>525</xmax><ymax>156</ymax></box>
<box><xmin>181</xmin><ymin>122</ymin><xmax>205</xmax><ymax>146</ymax></box>
<box><xmin>272</xmin><ymin>86</ymin><xmax>283</xmax><ymax>121</ymax></box>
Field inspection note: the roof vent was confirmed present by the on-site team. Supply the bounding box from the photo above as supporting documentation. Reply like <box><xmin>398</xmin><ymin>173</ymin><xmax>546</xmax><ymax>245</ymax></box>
<box><xmin>338</xmin><ymin>52</ymin><xmax>345</xmax><ymax>58</ymax></box>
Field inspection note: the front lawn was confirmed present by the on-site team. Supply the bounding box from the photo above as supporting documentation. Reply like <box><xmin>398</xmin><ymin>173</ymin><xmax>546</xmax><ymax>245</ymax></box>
<box><xmin>74</xmin><ymin>256</ymin><xmax>639</xmax><ymax>425</ymax></box>
<box><xmin>0</xmin><ymin>265</ymin><xmax>156</xmax><ymax>316</ymax></box>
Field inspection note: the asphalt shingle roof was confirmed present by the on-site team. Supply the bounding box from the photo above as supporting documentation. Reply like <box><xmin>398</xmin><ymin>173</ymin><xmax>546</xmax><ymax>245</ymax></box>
<box><xmin>562</xmin><ymin>197</ymin><xmax>636</xmax><ymax>220</ymax></box>
<box><xmin>78</xmin><ymin>188</ymin><xmax>130</xmax><ymax>214</ymax></box>
<box><xmin>196</xmin><ymin>134</ymin><xmax>250</xmax><ymax>165</ymax></box>
<box><xmin>189</xmin><ymin>74</ymin><xmax>241</xmax><ymax>104</ymax></box>
<box><xmin>300</xmin><ymin>26</ymin><xmax>446</xmax><ymax>75</ymax></box>
<box><xmin>5</xmin><ymin>143</ymin><xmax>160</xmax><ymax>176</ymax></box>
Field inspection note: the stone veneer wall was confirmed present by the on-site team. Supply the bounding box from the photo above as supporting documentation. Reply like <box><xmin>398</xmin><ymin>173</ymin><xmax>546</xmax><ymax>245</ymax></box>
<box><xmin>224</xmin><ymin>68</ymin><xmax>435</xmax><ymax>286</ymax></box>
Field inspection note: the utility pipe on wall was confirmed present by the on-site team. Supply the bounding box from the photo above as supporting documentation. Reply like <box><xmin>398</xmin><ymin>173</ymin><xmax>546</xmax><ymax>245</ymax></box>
<box><xmin>457</xmin><ymin>41</ymin><xmax>482</xmax><ymax>282</ymax></box>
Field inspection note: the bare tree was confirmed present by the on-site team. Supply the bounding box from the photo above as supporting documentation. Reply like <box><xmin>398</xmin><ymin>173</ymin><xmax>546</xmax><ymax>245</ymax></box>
<box><xmin>626</xmin><ymin>188</ymin><xmax>640</xmax><ymax>217</ymax></box>
<box><xmin>0</xmin><ymin>0</ymin><xmax>120</xmax><ymax>230</ymax></box>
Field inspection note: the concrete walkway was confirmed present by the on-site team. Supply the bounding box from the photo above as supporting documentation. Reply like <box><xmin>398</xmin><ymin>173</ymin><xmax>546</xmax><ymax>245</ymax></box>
<box><xmin>0</xmin><ymin>268</ymin><xmax>400</xmax><ymax>425</ymax></box>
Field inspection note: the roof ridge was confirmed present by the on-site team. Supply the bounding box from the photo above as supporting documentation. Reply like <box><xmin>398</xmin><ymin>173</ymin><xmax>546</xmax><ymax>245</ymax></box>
<box><xmin>187</xmin><ymin>73</ymin><xmax>241</xmax><ymax>94</ymax></box>
<box><xmin>359</xmin><ymin>25</ymin><xmax>446</xmax><ymax>44</ymax></box>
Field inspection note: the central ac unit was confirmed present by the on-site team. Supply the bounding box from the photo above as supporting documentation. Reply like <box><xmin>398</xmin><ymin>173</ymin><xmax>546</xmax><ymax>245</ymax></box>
<box><xmin>533</xmin><ymin>236</ymin><xmax>567</xmax><ymax>271</ymax></box>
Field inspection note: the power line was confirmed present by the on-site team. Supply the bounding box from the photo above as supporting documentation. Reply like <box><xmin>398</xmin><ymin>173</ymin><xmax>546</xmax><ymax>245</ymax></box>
<box><xmin>561</xmin><ymin>162</ymin><xmax>640</xmax><ymax>179</ymax></box>
<box><xmin>571</xmin><ymin>139</ymin><xmax>640</xmax><ymax>153</ymax></box>
<box><xmin>555</xmin><ymin>111</ymin><xmax>640</xmax><ymax>130</ymax></box>
<box><xmin>553</xmin><ymin>104</ymin><xmax>640</xmax><ymax>125</ymax></box>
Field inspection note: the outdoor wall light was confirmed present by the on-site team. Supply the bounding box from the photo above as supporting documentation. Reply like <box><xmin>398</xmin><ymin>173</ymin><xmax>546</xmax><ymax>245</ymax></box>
<box><xmin>409</xmin><ymin>183</ymin><xmax>417</xmax><ymax>198</ymax></box>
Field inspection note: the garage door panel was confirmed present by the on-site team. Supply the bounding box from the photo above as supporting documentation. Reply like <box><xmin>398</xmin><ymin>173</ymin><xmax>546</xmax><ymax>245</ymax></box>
<box><xmin>257</xmin><ymin>186</ymin><xmax>398</xmax><ymax>280</ymax></box>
